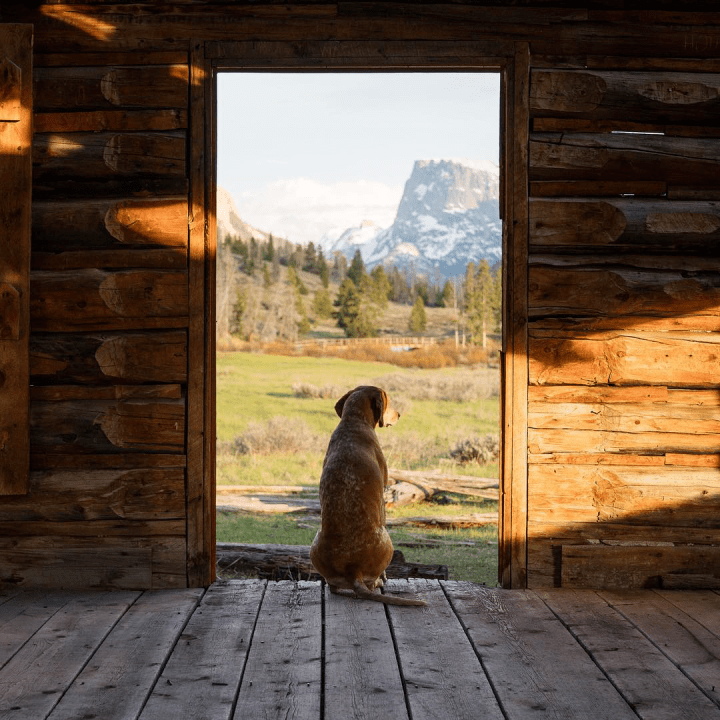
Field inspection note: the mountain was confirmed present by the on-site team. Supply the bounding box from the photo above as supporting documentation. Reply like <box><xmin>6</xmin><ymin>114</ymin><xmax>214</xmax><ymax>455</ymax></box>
<box><xmin>323</xmin><ymin>159</ymin><xmax>501</xmax><ymax>278</ymax></box>
<box><xmin>216</xmin><ymin>186</ymin><xmax>270</xmax><ymax>244</ymax></box>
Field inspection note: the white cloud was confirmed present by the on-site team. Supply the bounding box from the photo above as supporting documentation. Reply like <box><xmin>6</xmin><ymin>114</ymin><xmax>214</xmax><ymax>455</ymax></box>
<box><xmin>237</xmin><ymin>178</ymin><xmax>403</xmax><ymax>246</ymax></box>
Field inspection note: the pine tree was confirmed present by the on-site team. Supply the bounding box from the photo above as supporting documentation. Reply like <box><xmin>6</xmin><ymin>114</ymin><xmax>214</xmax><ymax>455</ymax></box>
<box><xmin>334</xmin><ymin>277</ymin><xmax>379</xmax><ymax>338</ymax></box>
<box><xmin>317</xmin><ymin>248</ymin><xmax>329</xmax><ymax>288</ymax></box>
<box><xmin>369</xmin><ymin>265</ymin><xmax>391</xmax><ymax>309</ymax></box>
<box><xmin>408</xmin><ymin>295</ymin><xmax>427</xmax><ymax>333</ymax></box>
<box><xmin>347</xmin><ymin>249</ymin><xmax>366</xmax><ymax>287</ymax></box>
<box><xmin>264</xmin><ymin>233</ymin><xmax>275</xmax><ymax>262</ymax></box>
<box><xmin>311</xmin><ymin>287</ymin><xmax>334</xmax><ymax>319</ymax></box>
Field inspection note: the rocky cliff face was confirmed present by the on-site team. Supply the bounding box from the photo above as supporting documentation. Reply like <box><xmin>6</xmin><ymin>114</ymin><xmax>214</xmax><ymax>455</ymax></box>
<box><xmin>322</xmin><ymin>159</ymin><xmax>501</xmax><ymax>278</ymax></box>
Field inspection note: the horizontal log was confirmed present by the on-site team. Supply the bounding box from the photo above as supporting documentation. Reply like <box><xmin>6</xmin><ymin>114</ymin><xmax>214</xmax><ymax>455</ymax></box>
<box><xmin>529</xmin><ymin>266</ymin><xmax>720</xmax><ymax>320</ymax></box>
<box><xmin>0</xmin><ymin>519</ymin><xmax>185</xmax><ymax>538</ymax></box>
<box><xmin>387</xmin><ymin>469</ymin><xmax>498</xmax><ymax>488</ymax></box>
<box><xmin>530</xmin><ymin>133</ymin><xmax>720</xmax><ymax>184</ymax></box>
<box><xmin>30</xmin><ymin>453</ymin><xmax>186</xmax><ymax>471</ymax></box>
<box><xmin>660</xmin><ymin>573</ymin><xmax>720</xmax><ymax>589</ymax></box>
<box><xmin>531</xmin><ymin>452</ymin><xmax>720</xmax><ymax>467</ymax></box>
<box><xmin>30</xmin><ymin>385</ymin><xmax>182</xmax><ymax>401</ymax></box>
<box><xmin>0</xmin><ymin>469</ymin><xmax>185</xmax><ymax>522</ymax></box>
<box><xmin>34</xmin><ymin>65</ymin><xmax>188</xmax><ymax>111</ymax></box>
<box><xmin>33</xmin><ymin>197</ymin><xmax>188</xmax><ymax>251</ymax></box>
<box><xmin>0</xmin><ymin>535</ymin><xmax>186</xmax><ymax>589</ymax></box>
<box><xmin>34</xmin><ymin>109</ymin><xmax>187</xmax><ymax>133</ymax></box>
<box><xmin>0</xmin><ymin>546</ymin><xmax>152</xmax><ymax>589</ymax></box>
<box><xmin>215</xmin><ymin>543</ymin><xmax>448</xmax><ymax>581</ymax></box>
<box><xmin>529</xmin><ymin>428</ymin><xmax>720</xmax><ymax>455</ymax></box>
<box><xmin>530</xmin><ymin>399</ymin><xmax>720</xmax><ymax>437</ymax></box>
<box><xmin>33</xmin><ymin>132</ymin><xmax>185</xmax><ymax>181</ymax></box>
<box><xmin>533</xmin><ymin>117</ymin><xmax>720</xmax><ymax>138</ymax></box>
<box><xmin>30</xmin><ymin>331</ymin><xmax>187</xmax><ymax>384</ymax></box>
<box><xmin>34</xmin><ymin>51</ymin><xmax>188</xmax><ymax>68</ymax></box>
<box><xmin>208</xmin><ymin>39</ymin><xmax>510</xmax><ymax>65</ymax></box>
<box><xmin>531</xmin><ymin>69</ymin><xmax>720</xmax><ymax>125</ymax></box>
<box><xmin>529</xmin><ymin>198</ymin><xmax>720</xmax><ymax>249</ymax></box>
<box><xmin>561</xmin><ymin>545</ymin><xmax>720</xmax><ymax>589</ymax></box>
<box><xmin>528</xmin><ymin>465</ymin><xmax>720</xmax><ymax>527</ymax></box>
<box><xmin>527</xmin><ymin>520</ymin><xmax>720</xmax><ymax>587</ymax></box>
<box><xmin>32</xmin><ymin>177</ymin><xmax>189</xmax><ymax>201</ymax></box>
<box><xmin>30</xmin><ymin>398</ymin><xmax>186</xmax><ymax>454</ymax></box>
<box><xmin>30</xmin><ymin>269</ymin><xmax>188</xmax><ymax>331</ymax></box>
<box><xmin>530</xmin><ymin>180</ymin><xmax>667</xmax><ymax>198</ymax></box>
<box><xmin>33</xmin><ymin>248</ymin><xmax>187</xmax><ymax>271</ymax></box>
<box><xmin>529</xmin><ymin>329</ymin><xmax>720</xmax><ymax>387</ymax></box>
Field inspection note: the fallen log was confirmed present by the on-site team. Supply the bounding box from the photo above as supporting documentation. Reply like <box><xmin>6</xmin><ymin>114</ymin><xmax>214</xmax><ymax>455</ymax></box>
<box><xmin>385</xmin><ymin>513</ymin><xmax>498</xmax><ymax>529</ymax></box>
<box><xmin>215</xmin><ymin>542</ymin><xmax>448</xmax><ymax>581</ymax></box>
<box><xmin>384</xmin><ymin>470</ymin><xmax>499</xmax><ymax>507</ymax></box>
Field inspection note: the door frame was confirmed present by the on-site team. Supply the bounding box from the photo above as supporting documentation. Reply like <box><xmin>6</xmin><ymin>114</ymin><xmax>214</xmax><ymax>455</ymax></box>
<box><xmin>187</xmin><ymin>39</ymin><xmax>530</xmax><ymax>588</ymax></box>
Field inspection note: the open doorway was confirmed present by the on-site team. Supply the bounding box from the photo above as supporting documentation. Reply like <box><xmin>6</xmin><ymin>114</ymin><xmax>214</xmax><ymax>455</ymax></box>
<box><xmin>213</xmin><ymin>72</ymin><xmax>503</xmax><ymax>586</ymax></box>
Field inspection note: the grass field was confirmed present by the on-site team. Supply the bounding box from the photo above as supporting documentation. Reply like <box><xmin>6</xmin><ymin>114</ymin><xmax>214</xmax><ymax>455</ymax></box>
<box><xmin>216</xmin><ymin>350</ymin><xmax>501</xmax><ymax>585</ymax></box>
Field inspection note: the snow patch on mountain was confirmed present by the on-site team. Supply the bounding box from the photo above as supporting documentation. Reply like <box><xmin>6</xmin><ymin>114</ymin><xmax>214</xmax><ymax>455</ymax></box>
<box><xmin>321</xmin><ymin>158</ymin><xmax>501</xmax><ymax>278</ymax></box>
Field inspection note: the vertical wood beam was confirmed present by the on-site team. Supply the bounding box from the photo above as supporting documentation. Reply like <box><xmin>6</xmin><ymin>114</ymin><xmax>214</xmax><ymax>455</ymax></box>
<box><xmin>0</xmin><ymin>25</ymin><xmax>32</xmax><ymax>496</ymax></box>
<box><xmin>500</xmin><ymin>43</ymin><xmax>530</xmax><ymax>588</ymax></box>
<box><xmin>186</xmin><ymin>41</ymin><xmax>215</xmax><ymax>587</ymax></box>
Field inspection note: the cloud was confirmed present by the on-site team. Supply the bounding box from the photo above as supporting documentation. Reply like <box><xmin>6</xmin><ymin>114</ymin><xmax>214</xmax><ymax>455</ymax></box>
<box><xmin>237</xmin><ymin>178</ymin><xmax>403</xmax><ymax>245</ymax></box>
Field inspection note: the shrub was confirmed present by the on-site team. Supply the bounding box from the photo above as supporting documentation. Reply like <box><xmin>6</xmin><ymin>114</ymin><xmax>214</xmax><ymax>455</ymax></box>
<box><xmin>373</xmin><ymin>368</ymin><xmax>499</xmax><ymax>402</ymax></box>
<box><xmin>232</xmin><ymin>416</ymin><xmax>325</xmax><ymax>455</ymax></box>
<box><xmin>449</xmin><ymin>435</ymin><xmax>500</xmax><ymax>465</ymax></box>
<box><xmin>291</xmin><ymin>382</ymin><xmax>343</xmax><ymax>399</ymax></box>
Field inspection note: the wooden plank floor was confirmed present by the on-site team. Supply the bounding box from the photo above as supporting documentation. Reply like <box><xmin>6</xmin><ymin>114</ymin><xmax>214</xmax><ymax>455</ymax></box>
<box><xmin>1</xmin><ymin>580</ymin><xmax>719</xmax><ymax>719</ymax></box>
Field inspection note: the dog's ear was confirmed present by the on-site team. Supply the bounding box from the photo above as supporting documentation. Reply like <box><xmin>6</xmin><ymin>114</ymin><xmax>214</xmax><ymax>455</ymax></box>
<box><xmin>334</xmin><ymin>389</ymin><xmax>354</xmax><ymax>418</ymax></box>
<box><xmin>373</xmin><ymin>389</ymin><xmax>387</xmax><ymax>427</ymax></box>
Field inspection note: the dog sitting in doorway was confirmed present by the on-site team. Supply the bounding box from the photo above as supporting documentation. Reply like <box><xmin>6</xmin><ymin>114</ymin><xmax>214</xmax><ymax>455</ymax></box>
<box><xmin>310</xmin><ymin>385</ymin><xmax>426</xmax><ymax>607</ymax></box>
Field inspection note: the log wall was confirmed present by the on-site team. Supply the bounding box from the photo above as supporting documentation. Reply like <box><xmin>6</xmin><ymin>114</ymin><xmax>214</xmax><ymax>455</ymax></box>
<box><xmin>527</xmin><ymin>59</ymin><xmax>720</xmax><ymax>588</ymax></box>
<box><xmin>0</xmin><ymin>2</ymin><xmax>718</xmax><ymax>589</ymax></box>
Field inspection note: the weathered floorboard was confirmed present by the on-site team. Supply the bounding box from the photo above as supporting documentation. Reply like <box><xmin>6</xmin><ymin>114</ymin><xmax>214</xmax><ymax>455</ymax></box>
<box><xmin>47</xmin><ymin>589</ymin><xmax>203</xmax><ymax>720</ymax></box>
<box><xmin>324</xmin><ymin>584</ymin><xmax>409</xmax><ymax>720</ymax></box>
<box><xmin>234</xmin><ymin>581</ymin><xmax>322</xmax><ymax>720</ymax></box>
<box><xmin>443</xmin><ymin>582</ymin><xmax>637</xmax><ymax>719</ymax></box>
<box><xmin>140</xmin><ymin>581</ymin><xmax>266</xmax><ymax>720</ymax></box>
<box><xmin>541</xmin><ymin>589</ymin><xmax>720</xmax><ymax>720</ymax></box>
<box><xmin>386</xmin><ymin>579</ymin><xmax>503</xmax><ymax>720</ymax></box>
<box><xmin>0</xmin><ymin>591</ymin><xmax>139</xmax><ymax>718</ymax></box>
<box><xmin>599</xmin><ymin>590</ymin><xmax>720</xmax><ymax>707</ymax></box>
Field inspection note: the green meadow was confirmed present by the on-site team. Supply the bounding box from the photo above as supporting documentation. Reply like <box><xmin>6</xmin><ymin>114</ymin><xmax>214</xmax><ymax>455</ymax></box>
<box><xmin>216</xmin><ymin>350</ymin><xmax>500</xmax><ymax>585</ymax></box>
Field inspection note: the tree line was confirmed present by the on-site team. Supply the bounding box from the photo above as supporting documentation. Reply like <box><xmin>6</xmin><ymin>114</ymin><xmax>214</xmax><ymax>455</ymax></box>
<box><xmin>219</xmin><ymin>233</ymin><xmax>501</xmax><ymax>345</ymax></box>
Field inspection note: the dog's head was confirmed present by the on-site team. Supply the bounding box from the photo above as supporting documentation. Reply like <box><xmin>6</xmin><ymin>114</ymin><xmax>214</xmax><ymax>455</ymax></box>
<box><xmin>335</xmin><ymin>386</ymin><xmax>400</xmax><ymax>428</ymax></box>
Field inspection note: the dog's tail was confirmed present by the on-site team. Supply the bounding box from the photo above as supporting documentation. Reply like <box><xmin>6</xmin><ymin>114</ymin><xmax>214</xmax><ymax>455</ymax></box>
<box><xmin>352</xmin><ymin>579</ymin><xmax>427</xmax><ymax>607</ymax></box>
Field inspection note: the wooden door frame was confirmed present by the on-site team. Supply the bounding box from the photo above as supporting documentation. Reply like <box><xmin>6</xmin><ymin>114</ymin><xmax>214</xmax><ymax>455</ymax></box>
<box><xmin>189</xmin><ymin>40</ymin><xmax>530</xmax><ymax>588</ymax></box>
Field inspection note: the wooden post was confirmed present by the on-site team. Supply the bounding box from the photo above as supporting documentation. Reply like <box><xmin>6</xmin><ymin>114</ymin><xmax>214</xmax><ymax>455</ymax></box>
<box><xmin>500</xmin><ymin>43</ymin><xmax>530</xmax><ymax>588</ymax></box>
<box><xmin>0</xmin><ymin>25</ymin><xmax>32</xmax><ymax>496</ymax></box>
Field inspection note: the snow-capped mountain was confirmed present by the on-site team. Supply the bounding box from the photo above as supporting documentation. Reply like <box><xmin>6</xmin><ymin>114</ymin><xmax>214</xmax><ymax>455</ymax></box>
<box><xmin>323</xmin><ymin>159</ymin><xmax>501</xmax><ymax>278</ymax></box>
<box><xmin>321</xmin><ymin>220</ymin><xmax>383</xmax><ymax>260</ymax></box>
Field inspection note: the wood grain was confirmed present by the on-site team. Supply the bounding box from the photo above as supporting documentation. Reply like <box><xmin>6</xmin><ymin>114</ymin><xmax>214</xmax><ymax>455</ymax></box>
<box><xmin>140</xmin><ymin>581</ymin><xmax>267</xmax><ymax>720</ymax></box>
<box><xmin>530</xmin><ymin>132</ymin><xmax>720</xmax><ymax>184</ymax></box>
<box><xmin>0</xmin><ymin>24</ymin><xmax>32</xmax><ymax>495</ymax></box>
<box><xmin>47</xmin><ymin>588</ymin><xmax>203</xmax><ymax>720</ymax></box>
<box><xmin>31</xmin><ymin>397</ymin><xmax>186</xmax><ymax>454</ymax></box>
<box><xmin>386</xmin><ymin>579</ymin><xmax>503</xmax><ymax>720</ymax></box>
<box><xmin>34</xmin><ymin>65</ymin><xmax>188</xmax><ymax>111</ymax></box>
<box><xmin>30</xmin><ymin>330</ymin><xmax>187</xmax><ymax>384</ymax></box>
<box><xmin>531</xmin><ymin>69</ymin><xmax>720</xmax><ymax>125</ymax></box>
<box><xmin>444</xmin><ymin>582</ymin><xmax>637</xmax><ymax>719</ymax></box>
<box><xmin>541</xmin><ymin>589</ymin><xmax>720</xmax><ymax>719</ymax></box>
<box><xmin>233</xmin><ymin>581</ymin><xmax>322</xmax><ymax>720</ymax></box>
<box><xmin>30</xmin><ymin>269</ymin><xmax>188</xmax><ymax>331</ymax></box>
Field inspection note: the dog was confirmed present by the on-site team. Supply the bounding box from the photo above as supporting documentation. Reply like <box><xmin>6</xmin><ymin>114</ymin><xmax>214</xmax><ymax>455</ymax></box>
<box><xmin>310</xmin><ymin>386</ymin><xmax>426</xmax><ymax>607</ymax></box>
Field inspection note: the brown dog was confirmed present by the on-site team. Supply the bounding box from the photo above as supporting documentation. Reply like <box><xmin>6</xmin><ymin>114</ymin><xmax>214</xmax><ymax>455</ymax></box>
<box><xmin>310</xmin><ymin>386</ymin><xmax>426</xmax><ymax>607</ymax></box>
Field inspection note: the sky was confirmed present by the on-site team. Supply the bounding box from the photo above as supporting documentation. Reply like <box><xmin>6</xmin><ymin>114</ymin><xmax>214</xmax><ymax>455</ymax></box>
<box><xmin>217</xmin><ymin>72</ymin><xmax>500</xmax><ymax>245</ymax></box>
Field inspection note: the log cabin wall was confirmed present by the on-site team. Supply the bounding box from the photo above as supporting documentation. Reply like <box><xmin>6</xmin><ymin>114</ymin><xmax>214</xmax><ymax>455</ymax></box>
<box><xmin>0</xmin><ymin>3</ymin><xmax>719</xmax><ymax>590</ymax></box>
<box><xmin>526</xmin><ymin>58</ymin><xmax>720</xmax><ymax>588</ymax></box>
